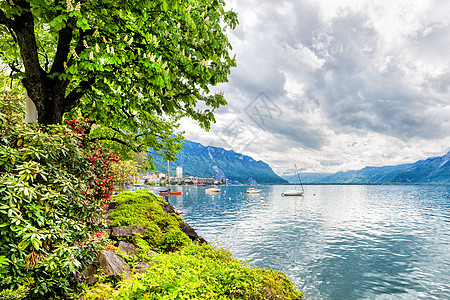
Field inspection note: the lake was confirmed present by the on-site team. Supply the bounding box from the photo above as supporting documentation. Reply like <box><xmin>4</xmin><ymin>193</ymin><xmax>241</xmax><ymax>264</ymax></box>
<box><xmin>156</xmin><ymin>184</ymin><xmax>450</xmax><ymax>300</ymax></box>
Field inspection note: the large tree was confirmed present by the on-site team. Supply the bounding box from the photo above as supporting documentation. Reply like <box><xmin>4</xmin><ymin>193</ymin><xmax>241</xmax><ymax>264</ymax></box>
<box><xmin>0</xmin><ymin>0</ymin><xmax>237</xmax><ymax>159</ymax></box>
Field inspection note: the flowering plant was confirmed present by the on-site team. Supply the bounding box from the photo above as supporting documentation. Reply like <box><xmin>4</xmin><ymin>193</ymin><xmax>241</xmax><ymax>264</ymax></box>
<box><xmin>0</xmin><ymin>92</ymin><xmax>117</xmax><ymax>298</ymax></box>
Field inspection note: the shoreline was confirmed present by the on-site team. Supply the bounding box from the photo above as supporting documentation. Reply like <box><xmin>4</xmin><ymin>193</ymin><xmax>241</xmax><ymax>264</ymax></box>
<box><xmin>80</xmin><ymin>189</ymin><xmax>305</xmax><ymax>299</ymax></box>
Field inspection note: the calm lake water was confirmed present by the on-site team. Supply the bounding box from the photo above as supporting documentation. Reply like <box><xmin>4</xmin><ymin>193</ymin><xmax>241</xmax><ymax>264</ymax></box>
<box><xmin>158</xmin><ymin>184</ymin><xmax>450</xmax><ymax>300</ymax></box>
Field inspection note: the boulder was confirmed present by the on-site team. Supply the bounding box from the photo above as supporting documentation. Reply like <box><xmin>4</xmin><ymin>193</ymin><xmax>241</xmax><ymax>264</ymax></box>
<box><xmin>162</xmin><ymin>203</ymin><xmax>176</xmax><ymax>214</ymax></box>
<box><xmin>197</xmin><ymin>236</ymin><xmax>207</xmax><ymax>244</ymax></box>
<box><xmin>162</xmin><ymin>204</ymin><xmax>183</xmax><ymax>215</ymax></box>
<box><xmin>111</xmin><ymin>225</ymin><xmax>147</xmax><ymax>238</ymax></box>
<box><xmin>180</xmin><ymin>222</ymin><xmax>207</xmax><ymax>244</ymax></box>
<box><xmin>81</xmin><ymin>262</ymin><xmax>100</xmax><ymax>284</ymax></box>
<box><xmin>118</xmin><ymin>241</ymin><xmax>137</xmax><ymax>257</ymax></box>
<box><xmin>180</xmin><ymin>222</ymin><xmax>197</xmax><ymax>241</ymax></box>
<box><xmin>98</xmin><ymin>250</ymin><xmax>130</xmax><ymax>279</ymax></box>
<box><xmin>82</xmin><ymin>250</ymin><xmax>130</xmax><ymax>284</ymax></box>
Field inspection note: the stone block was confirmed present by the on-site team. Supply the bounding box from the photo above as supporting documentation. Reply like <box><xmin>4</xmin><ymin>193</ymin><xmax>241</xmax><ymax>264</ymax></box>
<box><xmin>111</xmin><ymin>225</ymin><xmax>147</xmax><ymax>238</ymax></box>
<box><xmin>118</xmin><ymin>241</ymin><xmax>137</xmax><ymax>256</ymax></box>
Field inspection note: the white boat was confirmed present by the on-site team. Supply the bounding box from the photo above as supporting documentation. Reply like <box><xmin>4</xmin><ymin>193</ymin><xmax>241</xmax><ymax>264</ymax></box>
<box><xmin>205</xmin><ymin>188</ymin><xmax>220</xmax><ymax>193</ymax></box>
<box><xmin>281</xmin><ymin>189</ymin><xmax>304</xmax><ymax>196</ymax></box>
<box><xmin>282</xmin><ymin>163</ymin><xmax>304</xmax><ymax>197</ymax></box>
<box><xmin>246</xmin><ymin>188</ymin><xmax>262</xmax><ymax>194</ymax></box>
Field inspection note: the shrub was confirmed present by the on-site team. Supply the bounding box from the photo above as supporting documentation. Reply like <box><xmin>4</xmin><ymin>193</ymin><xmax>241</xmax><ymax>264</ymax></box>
<box><xmin>108</xmin><ymin>189</ymin><xmax>191</xmax><ymax>253</ymax></box>
<box><xmin>81</xmin><ymin>243</ymin><xmax>304</xmax><ymax>300</ymax></box>
<box><xmin>0</xmin><ymin>92</ymin><xmax>116</xmax><ymax>298</ymax></box>
<box><xmin>81</xmin><ymin>189</ymin><xmax>304</xmax><ymax>299</ymax></box>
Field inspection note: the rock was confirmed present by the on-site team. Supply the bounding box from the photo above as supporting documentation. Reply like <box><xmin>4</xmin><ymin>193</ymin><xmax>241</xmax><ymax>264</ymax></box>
<box><xmin>180</xmin><ymin>222</ymin><xmax>207</xmax><ymax>243</ymax></box>
<box><xmin>162</xmin><ymin>203</ymin><xmax>183</xmax><ymax>215</ymax></box>
<box><xmin>98</xmin><ymin>250</ymin><xmax>130</xmax><ymax>279</ymax></box>
<box><xmin>197</xmin><ymin>236</ymin><xmax>207</xmax><ymax>244</ymax></box>
<box><xmin>82</xmin><ymin>250</ymin><xmax>130</xmax><ymax>284</ymax></box>
<box><xmin>180</xmin><ymin>222</ymin><xmax>198</xmax><ymax>241</ymax></box>
<box><xmin>162</xmin><ymin>203</ymin><xmax>176</xmax><ymax>214</ymax></box>
<box><xmin>81</xmin><ymin>262</ymin><xmax>100</xmax><ymax>284</ymax></box>
<box><xmin>118</xmin><ymin>241</ymin><xmax>137</xmax><ymax>257</ymax></box>
<box><xmin>111</xmin><ymin>225</ymin><xmax>147</xmax><ymax>238</ymax></box>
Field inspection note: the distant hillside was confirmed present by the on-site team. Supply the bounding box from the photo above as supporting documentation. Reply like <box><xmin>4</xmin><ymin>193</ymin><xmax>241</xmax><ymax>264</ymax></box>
<box><xmin>319</xmin><ymin>151</ymin><xmax>450</xmax><ymax>184</ymax></box>
<box><xmin>150</xmin><ymin>140</ymin><xmax>287</xmax><ymax>184</ymax></box>
<box><xmin>280</xmin><ymin>172</ymin><xmax>333</xmax><ymax>183</ymax></box>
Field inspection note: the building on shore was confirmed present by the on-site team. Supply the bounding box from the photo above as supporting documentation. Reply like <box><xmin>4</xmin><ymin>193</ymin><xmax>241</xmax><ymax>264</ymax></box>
<box><xmin>176</xmin><ymin>166</ymin><xmax>183</xmax><ymax>179</ymax></box>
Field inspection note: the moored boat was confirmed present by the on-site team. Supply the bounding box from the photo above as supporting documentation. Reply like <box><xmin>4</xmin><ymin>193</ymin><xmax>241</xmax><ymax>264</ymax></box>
<box><xmin>158</xmin><ymin>189</ymin><xmax>182</xmax><ymax>196</ymax></box>
<box><xmin>205</xmin><ymin>188</ymin><xmax>220</xmax><ymax>193</ymax></box>
<box><xmin>281</xmin><ymin>189</ymin><xmax>303</xmax><ymax>196</ymax></box>
<box><xmin>246</xmin><ymin>188</ymin><xmax>262</xmax><ymax>194</ymax></box>
<box><xmin>282</xmin><ymin>163</ymin><xmax>305</xmax><ymax>197</ymax></box>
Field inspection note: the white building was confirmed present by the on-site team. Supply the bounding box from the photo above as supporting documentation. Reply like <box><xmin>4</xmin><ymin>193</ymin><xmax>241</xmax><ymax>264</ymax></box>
<box><xmin>176</xmin><ymin>166</ymin><xmax>183</xmax><ymax>179</ymax></box>
<box><xmin>176</xmin><ymin>167</ymin><xmax>183</xmax><ymax>178</ymax></box>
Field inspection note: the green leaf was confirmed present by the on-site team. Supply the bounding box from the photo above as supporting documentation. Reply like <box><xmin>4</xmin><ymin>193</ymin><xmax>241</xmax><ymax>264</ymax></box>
<box><xmin>49</xmin><ymin>15</ymin><xmax>65</xmax><ymax>31</ymax></box>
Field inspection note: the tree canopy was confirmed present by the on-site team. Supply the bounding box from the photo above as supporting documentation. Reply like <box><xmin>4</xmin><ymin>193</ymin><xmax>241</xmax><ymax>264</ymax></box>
<box><xmin>0</xmin><ymin>0</ymin><xmax>238</xmax><ymax>161</ymax></box>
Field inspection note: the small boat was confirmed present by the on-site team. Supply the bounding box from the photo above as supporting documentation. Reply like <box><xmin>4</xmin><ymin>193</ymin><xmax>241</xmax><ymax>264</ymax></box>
<box><xmin>281</xmin><ymin>189</ymin><xmax>303</xmax><ymax>196</ymax></box>
<box><xmin>205</xmin><ymin>188</ymin><xmax>220</xmax><ymax>193</ymax></box>
<box><xmin>158</xmin><ymin>190</ymin><xmax>182</xmax><ymax>196</ymax></box>
<box><xmin>282</xmin><ymin>163</ymin><xmax>304</xmax><ymax>197</ymax></box>
<box><xmin>246</xmin><ymin>188</ymin><xmax>262</xmax><ymax>194</ymax></box>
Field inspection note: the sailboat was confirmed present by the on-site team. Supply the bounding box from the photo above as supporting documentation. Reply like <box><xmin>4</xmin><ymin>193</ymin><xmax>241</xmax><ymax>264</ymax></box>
<box><xmin>281</xmin><ymin>164</ymin><xmax>304</xmax><ymax>196</ymax></box>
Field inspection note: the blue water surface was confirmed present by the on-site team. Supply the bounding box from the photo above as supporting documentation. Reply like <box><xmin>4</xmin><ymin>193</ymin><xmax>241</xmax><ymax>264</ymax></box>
<box><xmin>160</xmin><ymin>184</ymin><xmax>450</xmax><ymax>300</ymax></box>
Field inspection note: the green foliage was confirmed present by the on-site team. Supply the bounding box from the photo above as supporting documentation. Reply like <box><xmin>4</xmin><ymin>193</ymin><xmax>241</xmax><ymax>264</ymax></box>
<box><xmin>0</xmin><ymin>92</ymin><xmax>114</xmax><ymax>298</ymax></box>
<box><xmin>80</xmin><ymin>189</ymin><xmax>303</xmax><ymax>299</ymax></box>
<box><xmin>109</xmin><ymin>189</ymin><xmax>190</xmax><ymax>253</ymax></box>
<box><xmin>81</xmin><ymin>243</ymin><xmax>304</xmax><ymax>300</ymax></box>
<box><xmin>0</xmin><ymin>277</ymin><xmax>32</xmax><ymax>300</ymax></box>
<box><xmin>111</xmin><ymin>160</ymin><xmax>139</xmax><ymax>191</ymax></box>
<box><xmin>0</xmin><ymin>0</ymin><xmax>239</xmax><ymax>163</ymax></box>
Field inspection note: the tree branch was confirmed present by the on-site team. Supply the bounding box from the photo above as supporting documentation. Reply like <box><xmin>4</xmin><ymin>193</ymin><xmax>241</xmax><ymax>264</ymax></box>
<box><xmin>0</xmin><ymin>9</ymin><xmax>15</xmax><ymax>29</ymax></box>
<box><xmin>50</xmin><ymin>26</ymin><xmax>73</xmax><ymax>74</ymax></box>
<box><xmin>88</xmin><ymin>136</ymin><xmax>144</xmax><ymax>152</ymax></box>
<box><xmin>121</xmin><ymin>106</ymin><xmax>135</xmax><ymax>119</ymax></box>
<box><xmin>8</xmin><ymin>61</ymin><xmax>21</xmax><ymax>74</ymax></box>
<box><xmin>66</xmin><ymin>28</ymin><xmax>95</xmax><ymax>68</ymax></box>
<box><xmin>38</xmin><ymin>45</ymin><xmax>50</xmax><ymax>71</ymax></box>
<box><xmin>13</xmin><ymin>3</ymin><xmax>45</xmax><ymax>101</ymax></box>
<box><xmin>63</xmin><ymin>76</ymin><xmax>96</xmax><ymax>112</ymax></box>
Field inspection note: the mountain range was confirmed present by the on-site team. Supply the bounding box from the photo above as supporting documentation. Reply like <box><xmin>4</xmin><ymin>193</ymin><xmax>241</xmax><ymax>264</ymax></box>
<box><xmin>282</xmin><ymin>151</ymin><xmax>450</xmax><ymax>184</ymax></box>
<box><xmin>150</xmin><ymin>140</ymin><xmax>287</xmax><ymax>184</ymax></box>
<box><xmin>279</xmin><ymin>172</ymin><xmax>332</xmax><ymax>184</ymax></box>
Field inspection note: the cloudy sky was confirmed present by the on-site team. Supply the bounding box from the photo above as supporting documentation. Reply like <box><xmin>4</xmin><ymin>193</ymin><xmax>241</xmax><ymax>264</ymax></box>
<box><xmin>180</xmin><ymin>0</ymin><xmax>450</xmax><ymax>175</ymax></box>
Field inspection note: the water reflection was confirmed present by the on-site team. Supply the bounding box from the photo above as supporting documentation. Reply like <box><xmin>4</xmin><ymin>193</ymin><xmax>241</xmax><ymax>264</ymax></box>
<box><xmin>166</xmin><ymin>185</ymin><xmax>450</xmax><ymax>300</ymax></box>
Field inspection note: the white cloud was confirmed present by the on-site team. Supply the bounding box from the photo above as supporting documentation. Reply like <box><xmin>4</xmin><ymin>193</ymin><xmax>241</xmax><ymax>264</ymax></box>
<box><xmin>181</xmin><ymin>0</ymin><xmax>450</xmax><ymax>173</ymax></box>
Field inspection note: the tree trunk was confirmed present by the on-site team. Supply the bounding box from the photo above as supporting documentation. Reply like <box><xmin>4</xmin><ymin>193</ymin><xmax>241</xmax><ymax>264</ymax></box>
<box><xmin>13</xmin><ymin>5</ymin><xmax>70</xmax><ymax>125</ymax></box>
<box><xmin>22</xmin><ymin>74</ymin><xmax>70</xmax><ymax>124</ymax></box>
<box><xmin>35</xmin><ymin>79</ymin><xmax>69</xmax><ymax>124</ymax></box>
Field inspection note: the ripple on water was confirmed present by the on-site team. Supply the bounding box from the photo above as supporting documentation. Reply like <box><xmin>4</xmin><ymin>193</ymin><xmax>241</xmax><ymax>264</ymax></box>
<box><xmin>167</xmin><ymin>185</ymin><xmax>450</xmax><ymax>300</ymax></box>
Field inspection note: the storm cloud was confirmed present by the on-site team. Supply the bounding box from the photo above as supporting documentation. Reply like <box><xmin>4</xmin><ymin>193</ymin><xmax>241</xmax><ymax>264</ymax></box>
<box><xmin>181</xmin><ymin>0</ymin><xmax>450</xmax><ymax>173</ymax></box>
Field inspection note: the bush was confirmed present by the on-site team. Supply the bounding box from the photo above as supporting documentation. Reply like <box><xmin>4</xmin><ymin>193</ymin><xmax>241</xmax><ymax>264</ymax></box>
<box><xmin>81</xmin><ymin>189</ymin><xmax>304</xmax><ymax>299</ymax></box>
<box><xmin>0</xmin><ymin>92</ymin><xmax>116</xmax><ymax>298</ymax></box>
<box><xmin>108</xmin><ymin>189</ymin><xmax>191</xmax><ymax>253</ymax></box>
<box><xmin>81</xmin><ymin>243</ymin><xmax>304</xmax><ymax>300</ymax></box>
